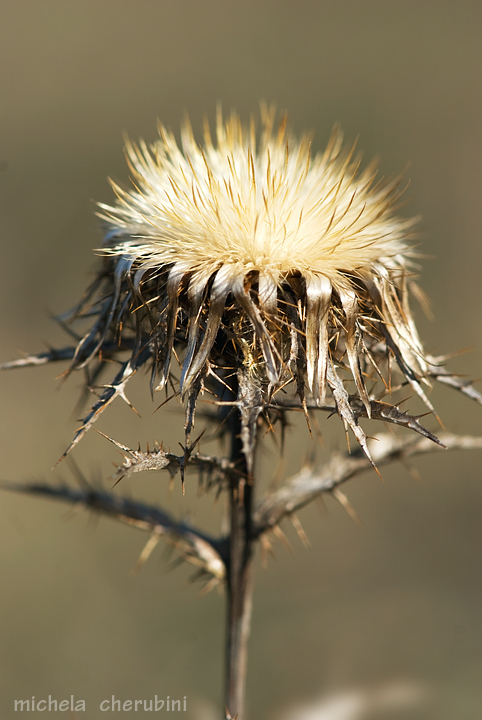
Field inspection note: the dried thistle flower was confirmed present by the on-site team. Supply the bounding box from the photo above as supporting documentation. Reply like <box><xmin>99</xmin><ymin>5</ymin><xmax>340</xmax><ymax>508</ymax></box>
<box><xmin>3</xmin><ymin>105</ymin><xmax>482</xmax><ymax>720</ymax></box>
<box><xmin>61</xmin><ymin>106</ymin><xmax>442</xmax><ymax>464</ymax></box>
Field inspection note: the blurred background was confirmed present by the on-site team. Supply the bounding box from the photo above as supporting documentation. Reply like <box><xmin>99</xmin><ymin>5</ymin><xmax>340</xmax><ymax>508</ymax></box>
<box><xmin>0</xmin><ymin>2</ymin><xmax>481</xmax><ymax>718</ymax></box>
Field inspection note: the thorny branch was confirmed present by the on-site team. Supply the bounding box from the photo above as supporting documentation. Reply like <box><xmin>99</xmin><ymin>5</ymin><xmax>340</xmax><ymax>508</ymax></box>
<box><xmin>0</xmin><ymin>346</ymin><xmax>77</xmax><ymax>369</ymax></box>
<box><xmin>253</xmin><ymin>432</ymin><xmax>482</xmax><ymax>536</ymax></box>
<box><xmin>426</xmin><ymin>354</ymin><xmax>482</xmax><ymax>407</ymax></box>
<box><xmin>0</xmin><ymin>339</ymin><xmax>138</xmax><ymax>371</ymax></box>
<box><xmin>3</xmin><ymin>432</ymin><xmax>481</xmax><ymax>582</ymax></box>
<box><xmin>1</xmin><ymin>480</ymin><xmax>226</xmax><ymax>583</ymax></box>
<box><xmin>96</xmin><ymin>430</ymin><xmax>237</xmax><ymax>487</ymax></box>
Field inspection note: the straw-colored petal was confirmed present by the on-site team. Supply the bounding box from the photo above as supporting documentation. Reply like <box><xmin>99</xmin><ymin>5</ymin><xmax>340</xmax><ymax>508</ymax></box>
<box><xmin>231</xmin><ymin>273</ymin><xmax>279</xmax><ymax>385</ymax></box>
<box><xmin>181</xmin><ymin>264</ymin><xmax>233</xmax><ymax>393</ymax></box>
<box><xmin>156</xmin><ymin>263</ymin><xmax>190</xmax><ymax>390</ymax></box>
<box><xmin>180</xmin><ymin>268</ymin><xmax>215</xmax><ymax>393</ymax></box>
<box><xmin>339</xmin><ymin>288</ymin><xmax>371</xmax><ymax>417</ymax></box>
<box><xmin>305</xmin><ymin>274</ymin><xmax>332</xmax><ymax>405</ymax></box>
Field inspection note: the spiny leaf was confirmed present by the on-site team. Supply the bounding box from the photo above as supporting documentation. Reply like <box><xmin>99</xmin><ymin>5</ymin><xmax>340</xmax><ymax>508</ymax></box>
<box><xmin>56</xmin><ymin>345</ymin><xmax>152</xmax><ymax>464</ymax></box>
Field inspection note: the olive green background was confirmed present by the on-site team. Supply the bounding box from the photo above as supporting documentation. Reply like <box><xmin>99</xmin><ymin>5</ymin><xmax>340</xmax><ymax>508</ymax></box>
<box><xmin>1</xmin><ymin>2</ymin><xmax>481</xmax><ymax>718</ymax></box>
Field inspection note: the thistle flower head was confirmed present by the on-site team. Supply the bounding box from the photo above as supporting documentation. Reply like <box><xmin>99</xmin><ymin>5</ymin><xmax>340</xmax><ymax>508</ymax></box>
<box><xmin>100</xmin><ymin>107</ymin><xmax>412</xmax><ymax>287</ymax></box>
<box><xmin>63</xmin><ymin>107</ymin><xmax>438</xmax><ymax>464</ymax></box>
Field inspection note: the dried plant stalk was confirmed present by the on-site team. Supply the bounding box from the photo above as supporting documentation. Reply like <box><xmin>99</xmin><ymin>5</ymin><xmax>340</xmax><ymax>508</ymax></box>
<box><xmin>2</xmin><ymin>107</ymin><xmax>482</xmax><ymax>720</ymax></box>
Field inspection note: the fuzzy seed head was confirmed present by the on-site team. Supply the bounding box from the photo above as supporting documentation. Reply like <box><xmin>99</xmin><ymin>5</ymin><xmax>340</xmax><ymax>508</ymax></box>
<box><xmin>99</xmin><ymin>106</ymin><xmax>414</xmax><ymax>293</ymax></box>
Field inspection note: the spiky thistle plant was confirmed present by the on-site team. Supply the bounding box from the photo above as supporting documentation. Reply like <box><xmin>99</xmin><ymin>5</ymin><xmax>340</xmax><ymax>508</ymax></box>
<box><xmin>61</xmin><ymin>106</ymin><xmax>443</xmax><ymax>465</ymax></box>
<box><xmin>3</xmin><ymin>106</ymin><xmax>482</xmax><ymax>720</ymax></box>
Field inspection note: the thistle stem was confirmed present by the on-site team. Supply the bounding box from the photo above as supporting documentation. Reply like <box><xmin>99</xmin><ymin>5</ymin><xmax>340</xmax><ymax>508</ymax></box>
<box><xmin>224</xmin><ymin>378</ymin><xmax>255</xmax><ymax>720</ymax></box>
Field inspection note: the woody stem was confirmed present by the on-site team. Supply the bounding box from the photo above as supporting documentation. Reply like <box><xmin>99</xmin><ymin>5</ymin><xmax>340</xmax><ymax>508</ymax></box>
<box><xmin>224</xmin><ymin>376</ymin><xmax>255</xmax><ymax>720</ymax></box>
